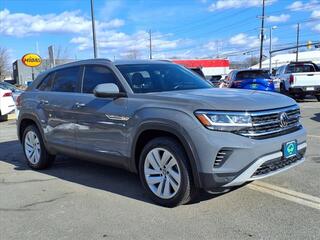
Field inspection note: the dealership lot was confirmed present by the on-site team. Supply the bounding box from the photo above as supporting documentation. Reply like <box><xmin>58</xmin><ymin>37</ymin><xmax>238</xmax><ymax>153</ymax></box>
<box><xmin>0</xmin><ymin>101</ymin><xmax>319</xmax><ymax>240</ymax></box>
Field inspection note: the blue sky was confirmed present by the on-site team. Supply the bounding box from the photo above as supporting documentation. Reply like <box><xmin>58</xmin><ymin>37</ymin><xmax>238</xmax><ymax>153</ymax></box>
<box><xmin>1</xmin><ymin>0</ymin><xmax>319</xmax><ymax>62</ymax></box>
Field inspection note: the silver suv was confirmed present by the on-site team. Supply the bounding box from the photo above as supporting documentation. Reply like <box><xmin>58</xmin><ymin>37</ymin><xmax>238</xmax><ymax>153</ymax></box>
<box><xmin>17</xmin><ymin>59</ymin><xmax>307</xmax><ymax>207</ymax></box>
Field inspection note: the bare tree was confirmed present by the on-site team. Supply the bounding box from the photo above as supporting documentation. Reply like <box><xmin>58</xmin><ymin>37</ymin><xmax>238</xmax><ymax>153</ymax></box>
<box><xmin>0</xmin><ymin>47</ymin><xmax>10</xmax><ymax>80</ymax></box>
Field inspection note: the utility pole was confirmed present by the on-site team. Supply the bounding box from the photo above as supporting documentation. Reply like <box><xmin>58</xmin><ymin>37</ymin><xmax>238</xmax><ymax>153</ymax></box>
<box><xmin>269</xmin><ymin>26</ymin><xmax>277</xmax><ymax>74</ymax></box>
<box><xmin>259</xmin><ymin>0</ymin><xmax>265</xmax><ymax>69</ymax></box>
<box><xmin>90</xmin><ymin>0</ymin><xmax>98</xmax><ymax>58</ymax></box>
<box><xmin>149</xmin><ymin>29</ymin><xmax>152</xmax><ymax>59</ymax></box>
<box><xmin>296</xmin><ymin>23</ymin><xmax>300</xmax><ymax>62</ymax></box>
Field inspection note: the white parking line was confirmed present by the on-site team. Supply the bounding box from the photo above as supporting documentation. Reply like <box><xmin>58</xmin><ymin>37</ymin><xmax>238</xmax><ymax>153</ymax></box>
<box><xmin>308</xmin><ymin>135</ymin><xmax>320</xmax><ymax>139</ymax></box>
<box><xmin>247</xmin><ymin>181</ymin><xmax>320</xmax><ymax>210</ymax></box>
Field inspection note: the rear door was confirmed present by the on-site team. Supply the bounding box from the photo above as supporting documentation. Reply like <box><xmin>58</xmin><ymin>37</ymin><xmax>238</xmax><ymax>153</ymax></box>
<box><xmin>72</xmin><ymin>64</ymin><xmax>128</xmax><ymax>167</ymax></box>
<box><xmin>37</xmin><ymin>66</ymin><xmax>82</xmax><ymax>154</ymax></box>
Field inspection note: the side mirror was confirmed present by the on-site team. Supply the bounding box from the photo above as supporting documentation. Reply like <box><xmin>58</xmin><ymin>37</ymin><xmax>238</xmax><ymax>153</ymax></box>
<box><xmin>93</xmin><ymin>83</ymin><xmax>126</xmax><ymax>98</ymax></box>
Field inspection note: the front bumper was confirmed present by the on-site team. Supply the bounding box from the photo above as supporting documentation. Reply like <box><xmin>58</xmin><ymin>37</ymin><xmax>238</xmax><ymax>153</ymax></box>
<box><xmin>223</xmin><ymin>142</ymin><xmax>306</xmax><ymax>187</ymax></box>
<box><xmin>189</xmin><ymin>126</ymin><xmax>307</xmax><ymax>190</ymax></box>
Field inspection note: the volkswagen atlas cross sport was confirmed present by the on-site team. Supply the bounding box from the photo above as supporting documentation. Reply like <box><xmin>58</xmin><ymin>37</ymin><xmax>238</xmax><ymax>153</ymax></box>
<box><xmin>17</xmin><ymin>59</ymin><xmax>307</xmax><ymax>207</ymax></box>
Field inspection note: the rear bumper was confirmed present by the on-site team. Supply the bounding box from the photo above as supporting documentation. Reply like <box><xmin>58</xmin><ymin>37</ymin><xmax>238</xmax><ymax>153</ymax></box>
<box><xmin>289</xmin><ymin>86</ymin><xmax>320</xmax><ymax>95</ymax></box>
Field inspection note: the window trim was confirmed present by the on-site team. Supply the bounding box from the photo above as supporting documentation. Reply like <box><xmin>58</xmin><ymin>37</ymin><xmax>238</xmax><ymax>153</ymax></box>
<box><xmin>81</xmin><ymin>64</ymin><xmax>126</xmax><ymax>95</ymax></box>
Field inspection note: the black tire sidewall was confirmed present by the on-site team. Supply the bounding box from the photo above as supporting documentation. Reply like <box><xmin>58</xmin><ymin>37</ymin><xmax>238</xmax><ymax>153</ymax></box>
<box><xmin>139</xmin><ymin>137</ymin><xmax>192</xmax><ymax>207</ymax></box>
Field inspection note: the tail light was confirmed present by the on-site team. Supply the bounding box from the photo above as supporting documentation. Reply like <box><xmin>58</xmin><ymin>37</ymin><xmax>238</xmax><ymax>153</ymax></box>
<box><xmin>2</xmin><ymin>92</ymin><xmax>12</xmax><ymax>97</ymax></box>
<box><xmin>289</xmin><ymin>75</ymin><xmax>294</xmax><ymax>85</ymax></box>
<box><xmin>233</xmin><ymin>80</ymin><xmax>241</xmax><ymax>87</ymax></box>
<box><xmin>16</xmin><ymin>95</ymin><xmax>21</xmax><ymax>107</ymax></box>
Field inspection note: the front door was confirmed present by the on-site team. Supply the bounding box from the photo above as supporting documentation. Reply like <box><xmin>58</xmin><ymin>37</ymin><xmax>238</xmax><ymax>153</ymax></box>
<box><xmin>73</xmin><ymin>64</ymin><xmax>128</xmax><ymax>167</ymax></box>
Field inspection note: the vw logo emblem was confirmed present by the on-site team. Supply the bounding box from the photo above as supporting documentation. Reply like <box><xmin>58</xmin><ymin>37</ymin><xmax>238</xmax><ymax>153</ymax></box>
<box><xmin>279</xmin><ymin>112</ymin><xmax>289</xmax><ymax>128</ymax></box>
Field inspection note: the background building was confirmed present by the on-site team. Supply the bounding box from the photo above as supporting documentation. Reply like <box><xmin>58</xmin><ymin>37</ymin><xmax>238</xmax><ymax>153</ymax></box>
<box><xmin>12</xmin><ymin>59</ymin><xmax>74</xmax><ymax>86</ymax></box>
<box><xmin>251</xmin><ymin>50</ymin><xmax>320</xmax><ymax>69</ymax></box>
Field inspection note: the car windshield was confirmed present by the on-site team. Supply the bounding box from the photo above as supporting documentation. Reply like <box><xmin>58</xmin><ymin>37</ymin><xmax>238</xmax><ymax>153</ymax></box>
<box><xmin>116</xmin><ymin>63</ymin><xmax>212</xmax><ymax>93</ymax></box>
<box><xmin>286</xmin><ymin>64</ymin><xmax>316</xmax><ymax>73</ymax></box>
<box><xmin>236</xmin><ymin>70</ymin><xmax>270</xmax><ymax>80</ymax></box>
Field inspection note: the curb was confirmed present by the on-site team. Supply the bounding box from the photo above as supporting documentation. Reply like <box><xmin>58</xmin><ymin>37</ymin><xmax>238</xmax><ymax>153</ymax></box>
<box><xmin>7</xmin><ymin>113</ymin><xmax>16</xmax><ymax>120</ymax></box>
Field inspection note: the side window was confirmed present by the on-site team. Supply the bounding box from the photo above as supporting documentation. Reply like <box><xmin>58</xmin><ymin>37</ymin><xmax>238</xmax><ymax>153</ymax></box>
<box><xmin>82</xmin><ymin>65</ymin><xmax>121</xmax><ymax>94</ymax></box>
<box><xmin>51</xmin><ymin>67</ymin><xmax>81</xmax><ymax>93</ymax></box>
<box><xmin>38</xmin><ymin>73</ymin><xmax>54</xmax><ymax>91</ymax></box>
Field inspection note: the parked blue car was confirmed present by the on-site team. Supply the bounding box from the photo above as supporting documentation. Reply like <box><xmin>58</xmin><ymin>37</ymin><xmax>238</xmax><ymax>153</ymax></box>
<box><xmin>223</xmin><ymin>69</ymin><xmax>275</xmax><ymax>92</ymax></box>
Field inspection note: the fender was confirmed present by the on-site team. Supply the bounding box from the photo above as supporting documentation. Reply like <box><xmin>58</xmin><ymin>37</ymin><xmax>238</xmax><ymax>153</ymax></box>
<box><xmin>130</xmin><ymin>121</ymin><xmax>202</xmax><ymax>188</ymax></box>
<box><xmin>17</xmin><ymin>112</ymin><xmax>44</xmax><ymax>142</ymax></box>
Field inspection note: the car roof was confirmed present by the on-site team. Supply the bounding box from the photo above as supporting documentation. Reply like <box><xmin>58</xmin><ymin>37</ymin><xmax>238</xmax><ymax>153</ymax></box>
<box><xmin>41</xmin><ymin>59</ymin><xmax>172</xmax><ymax>75</ymax></box>
<box><xmin>113</xmin><ymin>59</ymin><xmax>171</xmax><ymax>65</ymax></box>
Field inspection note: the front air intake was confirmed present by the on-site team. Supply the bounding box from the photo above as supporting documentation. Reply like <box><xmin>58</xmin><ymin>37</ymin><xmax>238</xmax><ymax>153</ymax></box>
<box><xmin>214</xmin><ymin>149</ymin><xmax>232</xmax><ymax>168</ymax></box>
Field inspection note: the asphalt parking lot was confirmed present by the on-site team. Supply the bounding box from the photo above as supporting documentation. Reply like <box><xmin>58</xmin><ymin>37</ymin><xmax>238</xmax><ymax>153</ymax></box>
<box><xmin>0</xmin><ymin>100</ymin><xmax>319</xmax><ymax>240</ymax></box>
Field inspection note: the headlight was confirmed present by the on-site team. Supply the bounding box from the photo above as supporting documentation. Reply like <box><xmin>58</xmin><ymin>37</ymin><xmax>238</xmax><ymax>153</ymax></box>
<box><xmin>195</xmin><ymin>111</ymin><xmax>252</xmax><ymax>131</ymax></box>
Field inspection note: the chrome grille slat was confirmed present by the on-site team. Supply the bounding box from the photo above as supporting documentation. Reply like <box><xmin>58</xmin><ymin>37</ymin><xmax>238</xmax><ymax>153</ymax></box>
<box><xmin>238</xmin><ymin>105</ymin><xmax>301</xmax><ymax>139</ymax></box>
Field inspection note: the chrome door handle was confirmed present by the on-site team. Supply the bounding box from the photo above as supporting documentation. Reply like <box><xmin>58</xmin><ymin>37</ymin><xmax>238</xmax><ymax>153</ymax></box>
<box><xmin>75</xmin><ymin>102</ymin><xmax>86</xmax><ymax>108</ymax></box>
<box><xmin>40</xmin><ymin>100</ymin><xmax>49</xmax><ymax>105</ymax></box>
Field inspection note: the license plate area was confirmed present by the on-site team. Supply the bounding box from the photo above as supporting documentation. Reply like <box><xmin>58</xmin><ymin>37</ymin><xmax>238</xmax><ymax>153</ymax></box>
<box><xmin>283</xmin><ymin>140</ymin><xmax>297</xmax><ymax>159</ymax></box>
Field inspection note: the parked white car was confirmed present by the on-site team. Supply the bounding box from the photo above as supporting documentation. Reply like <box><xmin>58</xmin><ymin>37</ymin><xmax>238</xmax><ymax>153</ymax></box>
<box><xmin>273</xmin><ymin>61</ymin><xmax>320</xmax><ymax>101</ymax></box>
<box><xmin>0</xmin><ymin>88</ymin><xmax>15</xmax><ymax>118</ymax></box>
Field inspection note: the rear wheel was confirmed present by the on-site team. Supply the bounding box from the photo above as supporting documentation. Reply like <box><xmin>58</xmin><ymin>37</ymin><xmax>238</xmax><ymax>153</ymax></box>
<box><xmin>22</xmin><ymin>125</ymin><xmax>55</xmax><ymax>169</ymax></box>
<box><xmin>139</xmin><ymin>137</ymin><xmax>195</xmax><ymax>207</ymax></box>
<box><xmin>315</xmin><ymin>95</ymin><xmax>320</xmax><ymax>101</ymax></box>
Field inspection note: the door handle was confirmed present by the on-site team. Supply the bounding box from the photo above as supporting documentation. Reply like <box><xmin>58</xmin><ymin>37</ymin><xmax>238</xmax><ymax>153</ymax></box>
<box><xmin>75</xmin><ymin>102</ymin><xmax>86</xmax><ymax>108</ymax></box>
<box><xmin>40</xmin><ymin>100</ymin><xmax>49</xmax><ymax>105</ymax></box>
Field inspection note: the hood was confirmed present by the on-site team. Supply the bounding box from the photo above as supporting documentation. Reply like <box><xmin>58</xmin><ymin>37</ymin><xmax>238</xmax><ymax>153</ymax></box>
<box><xmin>146</xmin><ymin>88</ymin><xmax>296</xmax><ymax>111</ymax></box>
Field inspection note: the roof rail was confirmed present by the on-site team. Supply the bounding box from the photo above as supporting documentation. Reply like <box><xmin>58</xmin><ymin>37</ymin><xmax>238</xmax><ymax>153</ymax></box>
<box><xmin>289</xmin><ymin>61</ymin><xmax>313</xmax><ymax>64</ymax></box>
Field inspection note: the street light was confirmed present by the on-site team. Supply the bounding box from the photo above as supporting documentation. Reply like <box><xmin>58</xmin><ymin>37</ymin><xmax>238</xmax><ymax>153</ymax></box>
<box><xmin>269</xmin><ymin>26</ymin><xmax>277</xmax><ymax>73</ymax></box>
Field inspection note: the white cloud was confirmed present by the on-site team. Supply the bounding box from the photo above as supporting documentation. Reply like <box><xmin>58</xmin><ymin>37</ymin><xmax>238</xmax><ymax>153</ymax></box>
<box><xmin>313</xmin><ymin>23</ymin><xmax>320</xmax><ymax>32</ymax></box>
<box><xmin>0</xmin><ymin>9</ymin><xmax>124</xmax><ymax>37</ymax></box>
<box><xmin>267</xmin><ymin>14</ymin><xmax>290</xmax><ymax>23</ymax></box>
<box><xmin>228</xmin><ymin>33</ymin><xmax>279</xmax><ymax>48</ymax></box>
<box><xmin>70</xmin><ymin>30</ymin><xmax>181</xmax><ymax>58</ymax></box>
<box><xmin>287</xmin><ymin>0</ymin><xmax>319</xmax><ymax>11</ymax></box>
<box><xmin>311</xmin><ymin>10</ymin><xmax>320</xmax><ymax>18</ymax></box>
<box><xmin>208</xmin><ymin>0</ymin><xmax>277</xmax><ymax>11</ymax></box>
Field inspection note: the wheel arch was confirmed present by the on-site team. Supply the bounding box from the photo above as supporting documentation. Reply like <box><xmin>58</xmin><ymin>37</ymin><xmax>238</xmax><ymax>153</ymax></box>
<box><xmin>131</xmin><ymin>122</ymin><xmax>202</xmax><ymax>188</ymax></box>
<box><xmin>18</xmin><ymin>114</ymin><xmax>43</xmax><ymax>143</ymax></box>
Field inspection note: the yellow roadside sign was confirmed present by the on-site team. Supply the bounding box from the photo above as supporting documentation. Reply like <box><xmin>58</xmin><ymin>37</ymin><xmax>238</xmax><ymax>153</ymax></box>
<box><xmin>22</xmin><ymin>53</ymin><xmax>42</xmax><ymax>67</ymax></box>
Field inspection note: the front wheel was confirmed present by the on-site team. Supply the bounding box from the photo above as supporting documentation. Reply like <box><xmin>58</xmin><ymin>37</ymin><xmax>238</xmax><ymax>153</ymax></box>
<box><xmin>315</xmin><ymin>95</ymin><xmax>320</xmax><ymax>101</ymax></box>
<box><xmin>139</xmin><ymin>137</ymin><xmax>195</xmax><ymax>207</ymax></box>
<box><xmin>22</xmin><ymin>125</ymin><xmax>55</xmax><ymax>169</ymax></box>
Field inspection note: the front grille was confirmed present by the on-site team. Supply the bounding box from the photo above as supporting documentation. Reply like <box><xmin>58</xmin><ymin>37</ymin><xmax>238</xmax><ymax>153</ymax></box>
<box><xmin>252</xmin><ymin>153</ymin><xmax>304</xmax><ymax>177</ymax></box>
<box><xmin>238</xmin><ymin>105</ymin><xmax>301</xmax><ymax>139</ymax></box>
<box><xmin>213</xmin><ymin>149</ymin><xmax>232</xmax><ymax>168</ymax></box>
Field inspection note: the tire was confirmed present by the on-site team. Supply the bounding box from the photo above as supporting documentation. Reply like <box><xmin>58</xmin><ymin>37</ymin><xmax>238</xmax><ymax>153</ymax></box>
<box><xmin>280</xmin><ymin>83</ymin><xmax>287</xmax><ymax>95</ymax></box>
<box><xmin>139</xmin><ymin>137</ymin><xmax>195</xmax><ymax>207</ymax></box>
<box><xmin>316</xmin><ymin>95</ymin><xmax>320</xmax><ymax>101</ymax></box>
<box><xmin>22</xmin><ymin>125</ymin><xmax>55</xmax><ymax>169</ymax></box>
